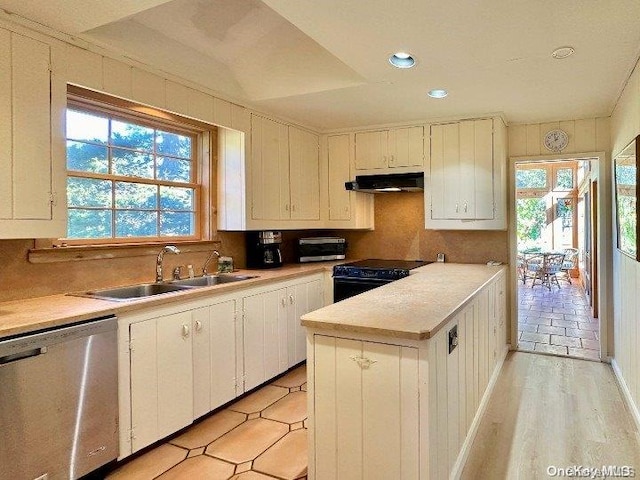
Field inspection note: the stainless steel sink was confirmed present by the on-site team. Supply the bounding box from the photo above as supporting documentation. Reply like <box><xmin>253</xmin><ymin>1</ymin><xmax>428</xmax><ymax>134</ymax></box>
<box><xmin>77</xmin><ymin>283</ymin><xmax>191</xmax><ymax>301</ymax></box>
<box><xmin>170</xmin><ymin>274</ymin><xmax>258</xmax><ymax>287</ymax></box>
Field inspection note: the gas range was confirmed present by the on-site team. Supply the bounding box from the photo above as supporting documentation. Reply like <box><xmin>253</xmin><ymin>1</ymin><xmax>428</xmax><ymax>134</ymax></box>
<box><xmin>332</xmin><ymin>259</ymin><xmax>431</xmax><ymax>302</ymax></box>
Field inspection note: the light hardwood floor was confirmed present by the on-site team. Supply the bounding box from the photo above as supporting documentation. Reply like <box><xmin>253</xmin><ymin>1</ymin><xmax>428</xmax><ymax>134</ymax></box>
<box><xmin>461</xmin><ymin>352</ymin><xmax>640</xmax><ymax>479</ymax></box>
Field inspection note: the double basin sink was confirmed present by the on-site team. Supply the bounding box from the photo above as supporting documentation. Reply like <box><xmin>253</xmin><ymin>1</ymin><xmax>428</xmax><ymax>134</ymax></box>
<box><xmin>78</xmin><ymin>274</ymin><xmax>258</xmax><ymax>302</ymax></box>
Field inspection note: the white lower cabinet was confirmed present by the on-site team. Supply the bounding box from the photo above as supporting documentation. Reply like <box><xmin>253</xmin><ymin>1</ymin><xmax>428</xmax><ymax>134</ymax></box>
<box><xmin>313</xmin><ymin>337</ymin><xmax>419</xmax><ymax>479</ymax></box>
<box><xmin>130</xmin><ymin>311</ymin><xmax>193</xmax><ymax>453</ymax></box>
<box><xmin>288</xmin><ymin>279</ymin><xmax>324</xmax><ymax>367</ymax></box>
<box><xmin>243</xmin><ymin>288</ymin><xmax>288</xmax><ymax>391</ymax></box>
<box><xmin>121</xmin><ymin>272</ymin><xmax>325</xmax><ymax>458</ymax></box>
<box><xmin>192</xmin><ymin>299</ymin><xmax>239</xmax><ymax>420</ymax></box>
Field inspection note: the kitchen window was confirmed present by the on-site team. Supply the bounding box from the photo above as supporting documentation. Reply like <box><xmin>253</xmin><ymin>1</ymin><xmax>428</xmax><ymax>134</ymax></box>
<box><xmin>65</xmin><ymin>95</ymin><xmax>208</xmax><ymax>244</ymax></box>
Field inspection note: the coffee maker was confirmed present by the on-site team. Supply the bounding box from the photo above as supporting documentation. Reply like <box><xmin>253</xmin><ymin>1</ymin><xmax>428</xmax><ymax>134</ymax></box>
<box><xmin>246</xmin><ymin>231</ymin><xmax>283</xmax><ymax>269</ymax></box>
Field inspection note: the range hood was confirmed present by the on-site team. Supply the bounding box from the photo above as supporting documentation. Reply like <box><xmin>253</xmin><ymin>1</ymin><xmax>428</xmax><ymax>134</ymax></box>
<box><xmin>345</xmin><ymin>172</ymin><xmax>424</xmax><ymax>193</ymax></box>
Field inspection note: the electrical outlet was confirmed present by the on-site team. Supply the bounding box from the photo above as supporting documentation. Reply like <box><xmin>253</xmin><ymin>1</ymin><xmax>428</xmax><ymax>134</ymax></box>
<box><xmin>448</xmin><ymin>325</ymin><xmax>458</xmax><ymax>353</ymax></box>
<box><xmin>437</xmin><ymin>252</ymin><xmax>445</xmax><ymax>262</ymax></box>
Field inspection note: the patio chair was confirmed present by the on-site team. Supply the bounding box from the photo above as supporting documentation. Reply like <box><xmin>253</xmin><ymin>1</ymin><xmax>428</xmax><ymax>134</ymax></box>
<box><xmin>530</xmin><ymin>253</ymin><xmax>565</xmax><ymax>290</ymax></box>
<box><xmin>560</xmin><ymin>248</ymin><xmax>579</xmax><ymax>284</ymax></box>
<box><xmin>522</xmin><ymin>254</ymin><xmax>544</xmax><ymax>285</ymax></box>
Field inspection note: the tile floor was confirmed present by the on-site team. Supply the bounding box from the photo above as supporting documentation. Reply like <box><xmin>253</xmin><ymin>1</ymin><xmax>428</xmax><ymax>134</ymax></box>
<box><xmin>107</xmin><ymin>366</ymin><xmax>308</xmax><ymax>480</ymax></box>
<box><xmin>517</xmin><ymin>278</ymin><xmax>600</xmax><ymax>361</ymax></box>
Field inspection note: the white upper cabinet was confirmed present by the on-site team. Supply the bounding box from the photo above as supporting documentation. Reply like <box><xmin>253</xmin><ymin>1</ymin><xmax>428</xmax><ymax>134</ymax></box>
<box><xmin>0</xmin><ymin>29</ymin><xmax>66</xmax><ymax>238</ymax></box>
<box><xmin>219</xmin><ymin>113</ymin><xmax>324</xmax><ymax>230</ymax></box>
<box><xmin>426</xmin><ymin>117</ymin><xmax>506</xmax><ymax>230</ymax></box>
<box><xmin>355</xmin><ymin>126</ymin><xmax>425</xmax><ymax>173</ymax></box>
<box><xmin>250</xmin><ymin>114</ymin><xmax>290</xmax><ymax>221</ymax></box>
<box><xmin>355</xmin><ymin>130</ymin><xmax>387</xmax><ymax>170</ymax></box>
<box><xmin>325</xmin><ymin>134</ymin><xmax>374</xmax><ymax>229</ymax></box>
<box><xmin>388</xmin><ymin>126</ymin><xmax>425</xmax><ymax>168</ymax></box>
<box><xmin>327</xmin><ymin>135</ymin><xmax>352</xmax><ymax>221</ymax></box>
<box><xmin>289</xmin><ymin>126</ymin><xmax>320</xmax><ymax>220</ymax></box>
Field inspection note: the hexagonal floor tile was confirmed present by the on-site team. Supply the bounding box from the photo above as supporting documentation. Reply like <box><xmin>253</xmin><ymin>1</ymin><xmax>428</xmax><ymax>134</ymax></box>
<box><xmin>171</xmin><ymin>409</ymin><xmax>246</xmax><ymax>449</ymax></box>
<box><xmin>228</xmin><ymin>385</ymin><xmax>289</xmax><ymax>414</ymax></box>
<box><xmin>205</xmin><ymin>418</ymin><xmax>288</xmax><ymax>464</ymax></box>
<box><xmin>156</xmin><ymin>456</ymin><xmax>235</xmax><ymax>479</ymax></box>
<box><xmin>231</xmin><ymin>472</ymin><xmax>278</xmax><ymax>480</ymax></box>
<box><xmin>262</xmin><ymin>391</ymin><xmax>307</xmax><ymax>424</ymax></box>
<box><xmin>271</xmin><ymin>366</ymin><xmax>307</xmax><ymax>388</ymax></box>
<box><xmin>106</xmin><ymin>444</ymin><xmax>186</xmax><ymax>480</ymax></box>
<box><xmin>254</xmin><ymin>429</ymin><xmax>308</xmax><ymax>479</ymax></box>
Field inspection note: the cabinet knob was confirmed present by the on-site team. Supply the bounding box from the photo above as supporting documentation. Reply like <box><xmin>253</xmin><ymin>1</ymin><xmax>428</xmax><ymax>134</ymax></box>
<box><xmin>350</xmin><ymin>355</ymin><xmax>377</xmax><ymax>369</ymax></box>
<box><xmin>195</xmin><ymin>320</ymin><xmax>203</xmax><ymax>332</ymax></box>
<box><xmin>182</xmin><ymin>324</ymin><xmax>190</xmax><ymax>338</ymax></box>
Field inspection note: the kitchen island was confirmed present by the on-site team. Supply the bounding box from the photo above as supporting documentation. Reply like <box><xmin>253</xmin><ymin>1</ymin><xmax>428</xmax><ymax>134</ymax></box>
<box><xmin>301</xmin><ymin>262</ymin><xmax>508</xmax><ymax>480</ymax></box>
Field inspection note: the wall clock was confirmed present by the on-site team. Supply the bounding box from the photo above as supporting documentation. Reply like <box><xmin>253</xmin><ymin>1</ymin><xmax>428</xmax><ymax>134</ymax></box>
<box><xmin>543</xmin><ymin>129</ymin><xmax>569</xmax><ymax>152</ymax></box>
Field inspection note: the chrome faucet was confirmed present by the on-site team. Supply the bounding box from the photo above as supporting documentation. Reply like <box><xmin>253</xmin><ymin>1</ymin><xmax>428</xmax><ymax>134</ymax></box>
<box><xmin>156</xmin><ymin>245</ymin><xmax>181</xmax><ymax>282</ymax></box>
<box><xmin>202</xmin><ymin>249</ymin><xmax>220</xmax><ymax>275</ymax></box>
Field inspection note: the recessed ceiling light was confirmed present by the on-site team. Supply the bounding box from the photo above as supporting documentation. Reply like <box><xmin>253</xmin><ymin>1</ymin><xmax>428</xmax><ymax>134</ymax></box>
<box><xmin>551</xmin><ymin>46</ymin><xmax>575</xmax><ymax>59</ymax></box>
<box><xmin>389</xmin><ymin>52</ymin><xmax>416</xmax><ymax>69</ymax></box>
<box><xmin>427</xmin><ymin>89</ymin><xmax>448</xmax><ymax>98</ymax></box>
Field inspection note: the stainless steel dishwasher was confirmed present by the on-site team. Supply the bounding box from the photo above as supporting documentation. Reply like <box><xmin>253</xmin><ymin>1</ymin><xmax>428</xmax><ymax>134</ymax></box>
<box><xmin>0</xmin><ymin>316</ymin><xmax>118</xmax><ymax>480</ymax></box>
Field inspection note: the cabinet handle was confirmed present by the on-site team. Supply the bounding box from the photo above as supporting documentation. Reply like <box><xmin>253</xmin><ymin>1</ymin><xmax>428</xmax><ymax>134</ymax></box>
<box><xmin>182</xmin><ymin>324</ymin><xmax>190</xmax><ymax>338</ymax></box>
<box><xmin>464</xmin><ymin>202</ymin><xmax>468</xmax><ymax>213</ymax></box>
<box><xmin>455</xmin><ymin>203</ymin><xmax>459</xmax><ymax>213</ymax></box>
<box><xmin>350</xmin><ymin>355</ymin><xmax>377</xmax><ymax>369</ymax></box>
<box><xmin>285</xmin><ymin>204</ymin><xmax>289</xmax><ymax>211</ymax></box>
<box><xmin>281</xmin><ymin>298</ymin><xmax>286</xmax><ymax>308</ymax></box>
<box><xmin>383</xmin><ymin>155</ymin><xmax>387</xmax><ymax>164</ymax></box>
<box><xmin>389</xmin><ymin>154</ymin><xmax>394</xmax><ymax>165</ymax></box>
<box><xmin>289</xmin><ymin>294</ymin><xmax>295</xmax><ymax>305</ymax></box>
<box><xmin>292</xmin><ymin>204</ymin><xmax>296</xmax><ymax>212</ymax></box>
<box><xmin>195</xmin><ymin>320</ymin><xmax>203</xmax><ymax>332</ymax></box>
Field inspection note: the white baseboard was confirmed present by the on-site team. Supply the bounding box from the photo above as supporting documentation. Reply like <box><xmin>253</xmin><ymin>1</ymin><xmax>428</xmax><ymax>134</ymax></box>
<box><xmin>611</xmin><ymin>359</ymin><xmax>640</xmax><ymax>435</ymax></box>
<box><xmin>451</xmin><ymin>344</ymin><xmax>511</xmax><ymax>480</ymax></box>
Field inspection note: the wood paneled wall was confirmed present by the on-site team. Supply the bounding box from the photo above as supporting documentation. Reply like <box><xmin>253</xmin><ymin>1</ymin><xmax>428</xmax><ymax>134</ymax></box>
<box><xmin>509</xmin><ymin>117</ymin><xmax>610</xmax><ymax>157</ymax></box>
<box><xmin>611</xmin><ymin>56</ymin><xmax>640</xmax><ymax>427</ymax></box>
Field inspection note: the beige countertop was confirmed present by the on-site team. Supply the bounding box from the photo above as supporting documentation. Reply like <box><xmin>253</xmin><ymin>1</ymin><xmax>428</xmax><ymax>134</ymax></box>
<box><xmin>0</xmin><ymin>262</ymin><xmax>339</xmax><ymax>339</ymax></box>
<box><xmin>301</xmin><ymin>263</ymin><xmax>506</xmax><ymax>341</ymax></box>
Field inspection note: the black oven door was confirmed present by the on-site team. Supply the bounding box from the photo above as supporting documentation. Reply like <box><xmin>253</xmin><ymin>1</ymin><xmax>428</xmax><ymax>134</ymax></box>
<box><xmin>333</xmin><ymin>277</ymin><xmax>391</xmax><ymax>303</ymax></box>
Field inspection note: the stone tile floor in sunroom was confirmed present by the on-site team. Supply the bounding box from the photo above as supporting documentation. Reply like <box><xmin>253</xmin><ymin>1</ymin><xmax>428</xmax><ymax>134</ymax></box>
<box><xmin>107</xmin><ymin>366</ymin><xmax>308</xmax><ymax>480</ymax></box>
<box><xmin>517</xmin><ymin>280</ymin><xmax>600</xmax><ymax>361</ymax></box>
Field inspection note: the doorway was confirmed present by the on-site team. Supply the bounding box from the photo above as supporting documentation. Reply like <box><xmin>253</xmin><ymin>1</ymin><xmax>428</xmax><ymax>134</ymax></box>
<box><xmin>513</xmin><ymin>157</ymin><xmax>602</xmax><ymax>360</ymax></box>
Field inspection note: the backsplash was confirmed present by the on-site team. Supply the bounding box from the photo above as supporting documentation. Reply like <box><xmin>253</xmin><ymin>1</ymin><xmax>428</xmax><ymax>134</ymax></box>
<box><xmin>0</xmin><ymin>194</ymin><xmax>508</xmax><ymax>302</ymax></box>
<box><xmin>0</xmin><ymin>233</ymin><xmax>246</xmax><ymax>302</ymax></box>
<box><xmin>331</xmin><ymin>193</ymin><xmax>509</xmax><ymax>264</ymax></box>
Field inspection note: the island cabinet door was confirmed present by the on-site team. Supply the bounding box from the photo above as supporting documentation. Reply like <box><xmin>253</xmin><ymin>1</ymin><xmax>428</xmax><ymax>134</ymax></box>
<box><xmin>313</xmin><ymin>335</ymin><xmax>419</xmax><ymax>480</ymax></box>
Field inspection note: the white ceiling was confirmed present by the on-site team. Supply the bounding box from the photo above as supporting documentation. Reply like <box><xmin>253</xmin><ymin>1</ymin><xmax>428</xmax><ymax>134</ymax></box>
<box><xmin>1</xmin><ymin>0</ymin><xmax>639</xmax><ymax>130</ymax></box>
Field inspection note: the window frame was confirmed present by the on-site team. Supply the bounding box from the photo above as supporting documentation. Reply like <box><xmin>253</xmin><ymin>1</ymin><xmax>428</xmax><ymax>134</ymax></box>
<box><xmin>63</xmin><ymin>88</ymin><xmax>212</xmax><ymax>246</ymax></box>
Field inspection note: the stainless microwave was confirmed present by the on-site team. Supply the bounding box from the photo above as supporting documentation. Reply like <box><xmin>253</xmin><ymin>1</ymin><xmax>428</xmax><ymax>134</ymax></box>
<box><xmin>298</xmin><ymin>237</ymin><xmax>347</xmax><ymax>263</ymax></box>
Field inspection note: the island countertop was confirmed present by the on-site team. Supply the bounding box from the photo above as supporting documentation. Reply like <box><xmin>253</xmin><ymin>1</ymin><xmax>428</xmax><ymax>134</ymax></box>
<box><xmin>301</xmin><ymin>262</ymin><xmax>507</xmax><ymax>340</ymax></box>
